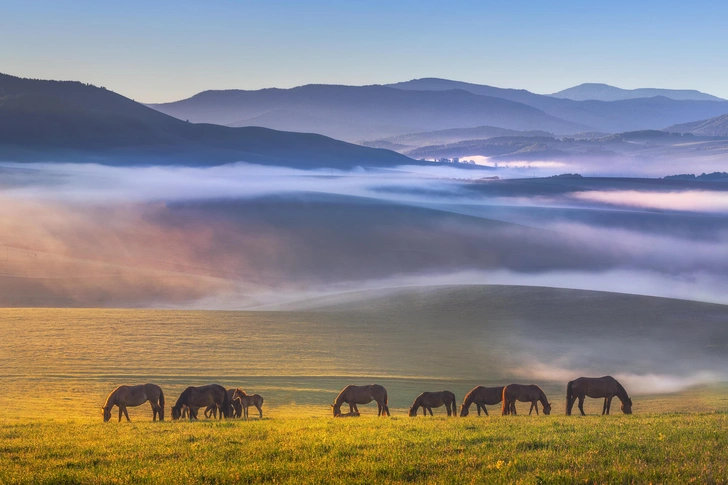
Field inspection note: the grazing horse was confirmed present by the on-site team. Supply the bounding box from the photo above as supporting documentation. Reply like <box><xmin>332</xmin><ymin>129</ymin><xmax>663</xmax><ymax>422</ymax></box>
<box><xmin>566</xmin><ymin>376</ymin><xmax>632</xmax><ymax>415</ymax></box>
<box><xmin>331</xmin><ymin>384</ymin><xmax>390</xmax><ymax>417</ymax></box>
<box><xmin>501</xmin><ymin>384</ymin><xmax>551</xmax><ymax>416</ymax></box>
<box><xmin>204</xmin><ymin>389</ymin><xmax>242</xmax><ymax>419</ymax></box>
<box><xmin>460</xmin><ymin>386</ymin><xmax>504</xmax><ymax>417</ymax></box>
<box><xmin>171</xmin><ymin>384</ymin><xmax>231</xmax><ymax>420</ymax></box>
<box><xmin>102</xmin><ymin>384</ymin><xmax>164</xmax><ymax>422</ymax></box>
<box><xmin>231</xmin><ymin>388</ymin><xmax>264</xmax><ymax>419</ymax></box>
<box><xmin>408</xmin><ymin>391</ymin><xmax>457</xmax><ymax>417</ymax></box>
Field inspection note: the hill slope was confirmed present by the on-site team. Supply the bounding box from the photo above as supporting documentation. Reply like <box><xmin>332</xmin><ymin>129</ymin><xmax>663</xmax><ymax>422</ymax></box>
<box><xmin>666</xmin><ymin>113</ymin><xmax>728</xmax><ymax>137</ymax></box>
<box><xmin>552</xmin><ymin>82</ymin><xmax>725</xmax><ymax>102</ymax></box>
<box><xmin>0</xmin><ymin>73</ymin><xmax>413</xmax><ymax>168</ymax></box>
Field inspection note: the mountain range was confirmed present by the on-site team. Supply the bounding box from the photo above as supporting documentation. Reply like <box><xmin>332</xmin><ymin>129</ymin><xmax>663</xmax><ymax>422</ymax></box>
<box><xmin>150</xmin><ymin>78</ymin><xmax>728</xmax><ymax>141</ymax></box>
<box><xmin>0</xmin><ymin>73</ymin><xmax>412</xmax><ymax>168</ymax></box>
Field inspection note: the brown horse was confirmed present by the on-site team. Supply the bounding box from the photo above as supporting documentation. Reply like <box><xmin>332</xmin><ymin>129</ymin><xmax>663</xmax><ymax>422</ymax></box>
<box><xmin>566</xmin><ymin>376</ymin><xmax>633</xmax><ymax>415</ymax></box>
<box><xmin>331</xmin><ymin>384</ymin><xmax>390</xmax><ymax>417</ymax></box>
<box><xmin>102</xmin><ymin>383</ymin><xmax>165</xmax><ymax>422</ymax></box>
<box><xmin>408</xmin><ymin>391</ymin><xmax>457</xmax><ymax>417</ymax></box>
<box><xmin>204</xmin><ymin>389</ymin><xmax>243</xmax><ymax>418</ymax></box>
<box><xmin>231</xmin><ymin>388</ymin><xmax>264</xmax><ymax>419</ymax></box>
<box><xmin>460</xmin><ymin>386</ymin><xmax>504</xmax><ymax>417</ymax></box>
<box><xmin>501</xmin><ymin>384</ymin><xmax>551</xmax><ymax>415</ymax></box>
<box><xmin>171</xmin><ymin>384</ymin><xmax>231</xmax><ymax>420</ymax></box>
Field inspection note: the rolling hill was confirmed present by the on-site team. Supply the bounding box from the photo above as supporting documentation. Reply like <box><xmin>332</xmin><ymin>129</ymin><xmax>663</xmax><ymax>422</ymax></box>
<box><xmin>552</xmin><ymin>83</ymin><xmax>725</xmax><ymax>102</ymax></box>
<box><xmin>0</xmin><ymin>73</ymin><xmax>414</xmax><ymax>169</ymax></box>
<box><xmin>666</xmin><ymin>113</ymin><xmax>728</xmax><ymax>137</ymax></box>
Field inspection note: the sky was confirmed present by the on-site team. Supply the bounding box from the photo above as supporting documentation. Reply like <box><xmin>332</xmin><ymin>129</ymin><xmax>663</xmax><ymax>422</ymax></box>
<box><xmin>1</xmin><ymin>0</ymin><xmax>727</xmax><ymax>102</ymax></box>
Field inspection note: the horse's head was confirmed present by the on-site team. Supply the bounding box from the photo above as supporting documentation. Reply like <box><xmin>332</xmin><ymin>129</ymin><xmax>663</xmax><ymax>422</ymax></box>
<box><xmin>408</xmin><ymin>406</ymin><xmax>417</xmax><ymax>417</ymax></box>
<box><xmin>102</xmin><ymin>406</ymin><xmax>111</xmax><ymax>422</ymax></box>
<box><xmin>331</xmin><ymin>404</ymin><xmax>341</xmax><ymax>417</ymax></box>
<box><xmin>171</xmin><ymin>405</ymin><xmax>182</xmax><ymax>420</ymax></box>
<box><xmin>542</xmin><ymin>402</ymin><xmax>552</xmax><ymax>415</ymax></box>
<box><xmin>621</xmin><ymin>398</ymin><xmax>633</xmax><ymax>414</ymax></box>
<box><xmin>459</xmin><ymin>404</ymin><xmax>469</xmax><ymax>417</ymax></box>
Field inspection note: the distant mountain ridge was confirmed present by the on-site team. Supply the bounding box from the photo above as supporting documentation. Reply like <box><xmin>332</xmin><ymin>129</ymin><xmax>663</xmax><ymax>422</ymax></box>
<box><xmin>150</xmin><ymin>78</ymin><xmax>728</xmax><ymax>140</ymax></box>
<box><xmin>552</xmin><ymin>83</ymin><xmax>724</xmax><ymax>102</ymax></box>
<box><xmin>666</xmin><ymin>114</ymin><xmax>728</xmax><ymax>137</ymax></box>
<box><xmin>0</xmin><ymin>73</ymin><xmax>414</xmax><ymax>168</ymax></box>
<box><xmin>149</xmin><ymin>84</ymin><xmax>585</xmax><ymax>141</ymax></box>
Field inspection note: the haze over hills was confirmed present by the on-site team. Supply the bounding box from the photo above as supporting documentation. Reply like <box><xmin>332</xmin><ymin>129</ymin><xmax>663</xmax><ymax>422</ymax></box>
<box><xmin>150</xmin><ymin>78</ymin><xmax>728</xmax><ymax>140</ymax></box>
<box><xmin>552</xmin><ymin>83</ymin><xmax>725</xmax><ymax>102</ymax></box>
<box><xmin>666</xmin><ymin>114</ymin><xmax>728</xmax><ymax>137</ymax></box>
<box><xmin>0</xmin><ymin>73</ymin><xmax>413</xmax><ymax>169</ymax></box>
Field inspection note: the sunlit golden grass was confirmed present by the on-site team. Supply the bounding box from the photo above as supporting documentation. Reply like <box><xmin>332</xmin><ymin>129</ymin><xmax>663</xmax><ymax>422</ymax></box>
<box><xmin>2</xmin><ymin>411</ymin><xmax>728</xmax><ymax>484</ymax></box>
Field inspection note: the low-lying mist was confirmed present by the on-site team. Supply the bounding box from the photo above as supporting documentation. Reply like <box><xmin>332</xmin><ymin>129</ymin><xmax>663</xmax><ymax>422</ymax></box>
<box><xmin>1</xmin><ymin>161</ymin><xmax>728</xmax><ymax>308</ymax></box>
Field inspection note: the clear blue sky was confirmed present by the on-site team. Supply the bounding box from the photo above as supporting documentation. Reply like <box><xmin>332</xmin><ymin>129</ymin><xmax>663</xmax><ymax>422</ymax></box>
<box><xmin>1</xmin><ymin>0</ymin><xmax>726</xmax><ymax>102</ymax></box>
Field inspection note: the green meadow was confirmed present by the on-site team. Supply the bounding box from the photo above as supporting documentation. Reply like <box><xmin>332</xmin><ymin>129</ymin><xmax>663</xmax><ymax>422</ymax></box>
<box><xmin>2</xmin><ymin>286</ymin><xmax>728</xmax><ymax>483</ymax></box>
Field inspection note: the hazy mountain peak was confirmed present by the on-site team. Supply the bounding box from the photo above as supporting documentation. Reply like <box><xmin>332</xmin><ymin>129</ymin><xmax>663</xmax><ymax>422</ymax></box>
<box><xmin>552</xmin><ymin>83</ymin><xmax>725</xmax><ymax>102</ymax></box>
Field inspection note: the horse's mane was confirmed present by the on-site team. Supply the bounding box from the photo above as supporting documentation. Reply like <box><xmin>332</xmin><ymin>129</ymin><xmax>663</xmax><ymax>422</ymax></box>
<box><xmin>103</xmin><ymin>386</ymin><xmax>121</xmax><ymax>409</ymax></box>
<box><xmin>462</xmin><ymin>388</ymin><xmax>476</xmax><ymax>407</ymax></box>
<box><xmin>333</xmin><ymin>385</ymin><xmax>351</xmax><ymax>406</ymax></box>
<box><xmin>615</xmin><ymin>379</ymin><xmax>629</xmax><ymax>399</ymax></box>
<box><xmin>173</xmin><ymin>387</ymin><xmax>192</xmax><ymax>408</ymax></box>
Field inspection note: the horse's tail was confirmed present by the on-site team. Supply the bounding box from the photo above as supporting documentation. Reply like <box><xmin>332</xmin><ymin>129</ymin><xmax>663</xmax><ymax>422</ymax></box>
<box><xmin>221</xmin><ymin>388</ymin><xmax>231</xmax><ymax>418</ymax></box>
<box><xmin>565</xmin><ymin>380</ymin><xmax>574</xmax><ymax>416</ymax></box>
<box><xmin>501</xmin><ymin>387</ymin><xmax>509</xmax><ymax>416</ymax></box>
<box><xmin>451</xmin><ymin>393</ymin><xmax>457</xmax><ymax>417</ymax></box>
<box><xmin>159</xmin><ymin>387</ymin><xmax>165</xmax><ymax>421</ymax></box>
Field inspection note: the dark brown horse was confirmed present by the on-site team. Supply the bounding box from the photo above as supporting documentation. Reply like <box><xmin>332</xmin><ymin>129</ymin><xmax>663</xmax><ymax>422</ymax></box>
<box><xmin>232</xmin><ymin>388</ymin><xmax>264</xmax><ymax>419</ymax></box>
<box><xmin>460</xmin><ymin>386</ymin><xmax>504</xmax><ymax>417</ymax></box>
<box><xmin>331</xmin><ymin>384</ymin><xmax>390</xmax><ymax>417</ymax></box>
<box><xmin>204</xmin><ymin>389</ymin><xmax>243</xmax><ymax>418</ymax></box>
<box><xmin>408</xmin><ymin>391</ymin><xmax>457</xmax><ymax>417</ymax></box>
<box><xmin>102</xmin><ymin>383</ymin><xmax>164</xmax><ymax>422</ymax></box>
<box><xmin>566</xmin><ymin>376</ymin><xmax>632</xmax><ymax>415</ymax></box>
<box><xmin>171</xmin><ymin>384</ymin><xmax>231</xmax><ymax>420</ymax></box>
<box><xmin>501</xmin><ymin>384</ymin><xmax>551</xmax><ymax>415</ymax></box>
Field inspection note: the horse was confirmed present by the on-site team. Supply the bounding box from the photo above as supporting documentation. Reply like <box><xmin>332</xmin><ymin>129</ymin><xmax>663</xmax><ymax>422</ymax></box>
<box><xmin>501</xmin><ymin>384</ymin><xmax>551</xmax><ymax>416</ymax></box>
<box><xmin>408</xmin><ymin>391</ymin><xmax>457</xmax><ymax>417</ymax></box>
<box><xmin>102</xmin><ymin>383</ymin><xmax>164</xmax><ymax>422</ymax></box>
<box><xmin>331</xmin><ymin>384</ymin><xmax>390</xmax><ymax>417</ymax></box>
<box><xmin>231</xmin><ymin>388</ymin><xmax>264</xmax><ymax>419</ymax></box>
<box><xmin>204</xmin><ymin>389</ymin><xmax>242</xmax><ymax>419</ymax></box>
<box><xmin>459</xmin><ymin>386</ymin><xmax>504</xmax><ymax>417</ymax></box>
<box><xmin>171</xmin><ymin>384</ymin><xmax>231</xmax><ymax>420</ymax></box>
<box><xmin>566</xmin><ymin>376</ymin><xmax>632</xmax><ymax>415</ymax></box>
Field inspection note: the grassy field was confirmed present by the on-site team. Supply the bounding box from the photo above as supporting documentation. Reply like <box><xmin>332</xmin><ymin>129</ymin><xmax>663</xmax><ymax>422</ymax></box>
<box><xmin>2</xmin><ymin>288</ymin><xmax>728</xmax><ymax>483</ymax></box>
<box><xmin>2</xmin><ymin>409</ymin><xmax>728</xmax><ymax>484</ymax></box>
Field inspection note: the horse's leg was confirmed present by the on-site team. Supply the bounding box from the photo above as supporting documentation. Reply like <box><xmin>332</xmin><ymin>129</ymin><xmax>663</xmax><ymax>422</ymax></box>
<box><xmin>256</xmin><ymin>404</ymin><xmax>263</xmax><ymax>419</ymax></box>
<box><xmin>118</xmin><ymin>406</ymin><xmax>123</xmax><ymax>422</ymax></box>
<box><xmin>476</xmin><ymin>404</ymin><xmax>481</xmax><ymax>416</ymax></box>
<box><xmin>528</xmin><ymin>402</ymin><xmax>534</xmax><ymax>415</ymax></box>
<box><xmin>578</xmin><ymin>396</ymin><xmax>586</xmax><ymax>416</ymax></box>
<box><xmin>605</xmin><ymin>397</ymin><xmax>613</xmax><ymax>415</ymax></box>
<box><xmin>482</xmin><ymin>404</ymin><xmax>489</xmax><ymax>416</ymax></box>
<box><xmin>123</xmin><ymin>407</ymin><xmax>131</xmax><ymax>422</ymax></box>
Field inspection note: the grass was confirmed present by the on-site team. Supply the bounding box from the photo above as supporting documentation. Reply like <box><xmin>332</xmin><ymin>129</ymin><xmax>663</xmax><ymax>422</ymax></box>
<box><xmin>2</xmin><ymin>410</ymin><xmax>728</xmax><ymax>484</ymax></box>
